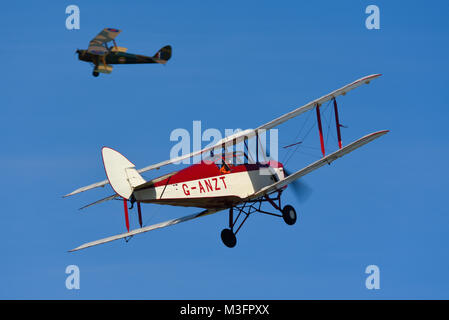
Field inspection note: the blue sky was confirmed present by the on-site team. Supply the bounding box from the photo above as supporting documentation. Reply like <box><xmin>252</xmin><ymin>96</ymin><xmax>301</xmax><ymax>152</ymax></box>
<box><xmin>1</xmin><ymin>1</ymin><xmax>448</xmax><ymax>299</ymax></box>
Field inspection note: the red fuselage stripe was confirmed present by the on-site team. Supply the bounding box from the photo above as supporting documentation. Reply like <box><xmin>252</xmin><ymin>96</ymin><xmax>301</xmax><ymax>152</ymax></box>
<box><xmin>151</xmin><ymin>161</ymin><xmax>283</xmax><ymax>188</ymax></box>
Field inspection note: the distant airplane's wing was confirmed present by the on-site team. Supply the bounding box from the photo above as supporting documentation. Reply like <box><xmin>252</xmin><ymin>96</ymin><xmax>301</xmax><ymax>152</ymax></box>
<box><xmin>248</xmin><ymin>130</ymin><xmax>389</xmax><ymax>200</ymax></box>
<box><xmin>69</xmin><ymin>208</ymin><xmax>223</xmax><ymax>252</ymax></box>
<box><xmin>87</xmin><ymin>28</ymin><xmax>121</xmax><ymax>55</ymax></box>
<box><xmin>64</xmin><ymin>74</ymin><xmax>381</xmax><ymax>198</ymax></box>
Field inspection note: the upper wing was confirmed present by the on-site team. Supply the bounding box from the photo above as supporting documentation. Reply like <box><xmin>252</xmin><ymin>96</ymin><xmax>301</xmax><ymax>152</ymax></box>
<box><xmin>87</xmin><ymin>28</ymin><xmax>121</xmax><ymax>55</ymax></box>
<box><xmin>69</xmin><ymin>208</ymin><xmax>222</xmax><ymax>252</ymax></box>
<box><xmin>257</xmin><ymin>74</ymin><xmax>381</xmax><ymax>131</ymax></box>
<box><xmin>248</xmin><ymin>130</ymin><xmax>389</xmax><ymax>200</ymax></box>
<box><xmin>64</xmin><ymin>74</ymin><xmax>381</xmax><ymax>197</ymax></box>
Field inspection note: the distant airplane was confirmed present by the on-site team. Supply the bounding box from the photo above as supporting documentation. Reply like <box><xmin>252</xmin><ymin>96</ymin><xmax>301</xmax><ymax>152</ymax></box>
<box><xmin>76</xmin><ymin>28</ymin><xmax>172</xmax><ymax>77</ymax></box>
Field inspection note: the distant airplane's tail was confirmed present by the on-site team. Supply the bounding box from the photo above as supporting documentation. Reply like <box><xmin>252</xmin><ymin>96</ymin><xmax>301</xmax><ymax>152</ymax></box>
<box><xmin>153</xmin><ymin>45</ymin><xmax>172</xmax><ymax>64</ymax></box>
<box><xmin>101</xmin><ymin>147</ymin><xmax>146</xmax><ymax>200</ymax></box>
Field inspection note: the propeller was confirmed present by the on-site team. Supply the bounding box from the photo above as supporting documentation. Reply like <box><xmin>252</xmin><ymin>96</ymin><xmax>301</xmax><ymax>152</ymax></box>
<box><xmin>75</xmin><ymin>49</ymin><xmax>84</xmax><ymax>59</ymax></box>
<box><xmin>262</xmin><ymin>153</ymin><xmax>313</xmax><ymax>203</ymax></box>
<box><xmin>283</xmin><ymin>167</ymin><xmax>313</xmax><ymax>203</ymax></box>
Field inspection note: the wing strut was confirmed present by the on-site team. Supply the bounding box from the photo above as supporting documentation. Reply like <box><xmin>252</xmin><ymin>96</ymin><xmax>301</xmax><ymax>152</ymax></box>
<box><xmin>123</xmin><ymin>198</ymin><xmax>130</xmax><ymax>232</ymax></box>
<box><xmin>317</xmin><ymin>98</ymin><xmax>343</xmax><ymax>155</ymax></box>
<box><xmin>248</xmin><ymin>130</ymin><xmax>389</xmax><ymax>200</ymax></box>
<box><xmin>137</xmin><ymin>202</ymin><xmax>143</xmax><ymax>228</ymax></box>
<box><xmin>316</xmin><ymin>104</ymin><xmax>326</xmax><ymax>157</ymax></box>
<box><xmin>333</xmin><ymin>98</ymin><xmax>343</xmax><ymax>149</ymax></box>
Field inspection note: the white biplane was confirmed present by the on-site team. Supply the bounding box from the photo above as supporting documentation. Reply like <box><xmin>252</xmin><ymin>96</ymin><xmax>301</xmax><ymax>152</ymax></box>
<box><xmin>65</xmin><ymin>74</ymin><xmax>388</xmax><ymax>251</ymax></box>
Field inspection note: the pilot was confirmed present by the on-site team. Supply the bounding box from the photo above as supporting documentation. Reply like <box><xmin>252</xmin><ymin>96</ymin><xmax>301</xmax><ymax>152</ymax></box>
<box><xmin>220</xmin><ymin>159</ymin><xmax>231</xmax><ymax>174</ymax></box>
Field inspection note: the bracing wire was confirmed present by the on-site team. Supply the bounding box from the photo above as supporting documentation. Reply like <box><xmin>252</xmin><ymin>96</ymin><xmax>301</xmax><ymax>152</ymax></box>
<box><xmin>282</xmin><ymin>99</ymin><xmax>335</xmax><ymax>166</ymax></box>
<box><xmin>281</xmin><ymin>107</ymin><xmax>314</xmax><ymax>163</ymax></box>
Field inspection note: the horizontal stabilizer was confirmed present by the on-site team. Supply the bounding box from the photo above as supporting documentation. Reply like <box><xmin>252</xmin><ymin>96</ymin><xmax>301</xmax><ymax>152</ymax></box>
<box><xmin>63</xmin><ymin>179</ymin><xmax>109</xmax><ymax>198</ymax></box>
<box><xmin>69</xmin><ymin>208</ymin><xmax>222</xmax><ymax>252</ymax></box>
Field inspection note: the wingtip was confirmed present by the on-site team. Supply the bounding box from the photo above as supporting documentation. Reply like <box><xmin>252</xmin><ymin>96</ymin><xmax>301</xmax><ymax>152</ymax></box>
<box><xmin>371</xmin><ymin>129</ymin><xmax>389</xmax><ymax>136</ymax></box>
<box><xmin>68</xmin><ymin>246</ymin><xmax>81</xmax><ymax>253</ymax></box>
<box><xmin>362</xmin><ymin>74</ymin><xmax>382</xmax><ymax>84</ymax></box>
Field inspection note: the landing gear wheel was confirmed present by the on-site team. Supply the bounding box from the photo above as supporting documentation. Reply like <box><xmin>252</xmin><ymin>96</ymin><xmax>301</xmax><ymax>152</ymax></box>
<box><xmin>221</xmin><ymin>228</ymin><xmax>237</xmax><ymax>248</ymax></box>
<box><xmin>92</xmin><ymin>71</ymin><xmax>99</xmax><ymax>77</ymax></box>
<box><xmin>282</xmin><ymin>205</ymin><xmax>297</xmax><ymax>225</ymax></box>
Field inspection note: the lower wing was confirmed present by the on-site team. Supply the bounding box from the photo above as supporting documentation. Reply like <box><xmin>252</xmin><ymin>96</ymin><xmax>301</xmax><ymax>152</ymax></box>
<box><xmin>69</xmin><ymin>208</ymin><xmax>223</xmax><ymax>252</ymax></box>
<box><xmin>248</xmin><ymin>130</ymin><xmax>389</xmax><ymax>200</ymax></box>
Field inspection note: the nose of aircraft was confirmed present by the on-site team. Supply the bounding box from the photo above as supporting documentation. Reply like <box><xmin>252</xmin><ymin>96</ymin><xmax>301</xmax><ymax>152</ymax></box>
<box><xmin>75</xmin><ymin>49</ymin><xmax>84</xmax><ymax>59</ymax></box>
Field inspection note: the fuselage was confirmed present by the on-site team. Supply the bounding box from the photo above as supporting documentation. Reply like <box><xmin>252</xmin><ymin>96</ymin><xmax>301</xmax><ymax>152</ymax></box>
<box><xmin>133</xmin><ymin>159</ymin><xmax>285</xmax><ymax>209</ymax></box>
<box><xmin>77</xmin><ymin>49</ymin><xmax>156</xmax><ymax>65</ymax></box>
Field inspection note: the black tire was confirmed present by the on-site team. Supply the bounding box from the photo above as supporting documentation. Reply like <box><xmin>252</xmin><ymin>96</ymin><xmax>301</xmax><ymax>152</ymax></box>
<box><xmin>92</xmin><ymin>71</ymin><xmax>99</xmax><ymax>77</ymax></box>
<box><xmin>220</xmin><ymin>228</ymin><xmax>237</xmax><ymax>248</ymax></box>
<box><xmin>282</xmin><ymin>205</ymin><xmax>297</xmax><ymax>225</ymax></box>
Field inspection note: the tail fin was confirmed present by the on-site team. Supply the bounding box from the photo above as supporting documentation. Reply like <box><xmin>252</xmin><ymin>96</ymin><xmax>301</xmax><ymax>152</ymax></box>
<box><xmin>101</xmin><ymin>147</ymin><xmax>146</xmax><ymax>199</ymax></box>
<box><xmin>153</xmin><ymin>45</ymin><xmax>172</xmax><ymax>64</ymax></box>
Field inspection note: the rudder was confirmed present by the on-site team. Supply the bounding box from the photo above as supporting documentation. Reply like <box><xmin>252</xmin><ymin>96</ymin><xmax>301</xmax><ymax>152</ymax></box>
<box><xmin>101</xmin><ymin>147</ymin><xmax>146</xmax><ymax>199</ymax></box>
<box><xmin>153</xmin><ymin>45</ymin><xmax>172</xmax><ymax>64</ymax></box>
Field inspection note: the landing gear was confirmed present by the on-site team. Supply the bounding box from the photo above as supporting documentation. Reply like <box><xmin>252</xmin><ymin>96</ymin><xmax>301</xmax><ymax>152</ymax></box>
<box><xmin>220</xmin><ymin>192</ymin><xmax>299</xmax><ymax>248</ymax></box>
<box><xmin>92</xmin><ymin>70</ymin><xmax>99</xmax><ymax>77</ymax></box>
<box><xmin>221</xmin><ymin>228</ymin><xmax>236</xmax><ymax>248</ymax></box>
<box><xmin>282</xmin><ymin>205</ymin><xmax>297</xmax><ymax>225</ymax></box>
<box><xmin>221</xmin><ymin>207</ymin><xmax>237</xmax><ymax>248</ymax></box>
